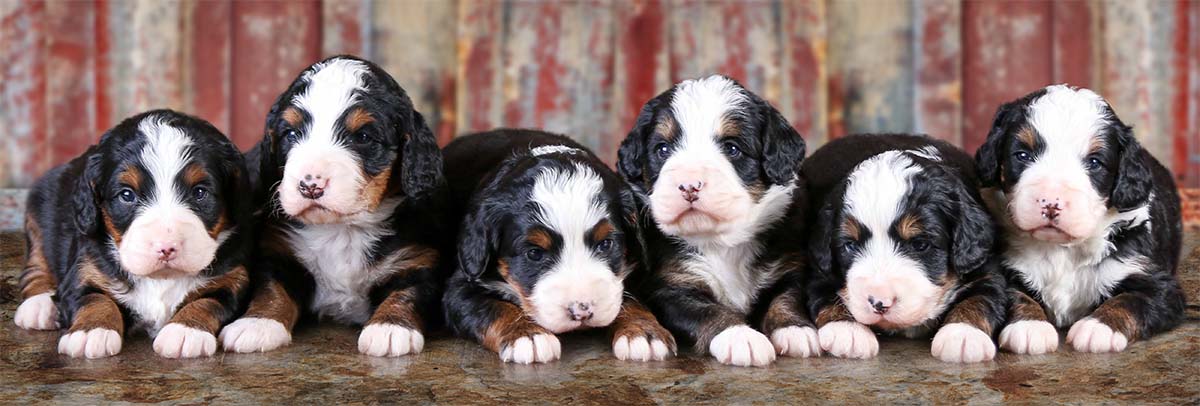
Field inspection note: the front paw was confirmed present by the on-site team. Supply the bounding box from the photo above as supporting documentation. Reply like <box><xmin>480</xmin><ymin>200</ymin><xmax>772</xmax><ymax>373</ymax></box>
<box><xmin>499</xmin><ymin>333</ymin><xmax>561</xmax><ymax>364</ymax></box>
<box><xmin>771</xmin><ymin>326</ymin><xmax>821</xmax><ymax>358</ymax></box>
<box><xmin>358</xmin><ymin>323</ymin><xmax>425</xmax><ymax>357</ymax></box>
<box><xmin>613</xmin><ymin>334</ymin><xmax>672</xmax><ymax>362</ymax></box>
<box><xmin>709</xmin><ymin>325</ymin><xmax>775</xmax><ymax>367</ymax></box>
<box><xmin>1066</xmin><ymin>317</ymin><xmax>1128</xmax><ymax>353</ymax></box>
<box><xmin>219</xmin><ymin>317</ymin><xmax>292</xmax><ymax>353</ymax></box>
<box><xmin>15</xmin><ymin>293</ymin><xmax>59</xmax><ymax>330</ymax></box>
<box><xmin>154</xmin><ymin>323</ymin><xmax>217</xmax><ymax>358</ymax></box>
<box><xmin>817</xmin><ymin>321</ymin><xmax>878</xmax><ymax>359</ymax></box>
<box><xmin>58</xmin><ymin>328</ymin><xmax>122</xmax><ymax>359</ymax></box>
<box><xmin>999</xmin><ymin>320</ymin><xmax>1059</xmax><ymax>355</ymax></box>
<box><xmin>931</xmin><ymin>323</ymin><xmax>996</xmax><ymax>363</ymax></box>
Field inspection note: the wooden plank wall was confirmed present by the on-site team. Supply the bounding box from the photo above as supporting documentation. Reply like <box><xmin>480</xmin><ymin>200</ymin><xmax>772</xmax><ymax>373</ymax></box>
<box><xmin>2</xmin><ymin>0</ymin><xmax>1198</xmax><ymax>189</ymax></box>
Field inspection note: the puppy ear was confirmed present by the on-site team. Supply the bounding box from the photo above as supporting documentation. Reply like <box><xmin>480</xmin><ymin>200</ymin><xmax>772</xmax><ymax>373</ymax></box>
<box><xmin>974</xmin><ymin>101</ymin><xmax>1021</xmax><ymax>188</ymax></box>
<box><xmin>1109</xmin><ymin>124</ymin><xmax>1152</xmax><ymax>212</ymax></box>
<box><xmin>759</xmin><ymin>102</ymin><xmax>806</xmax><ymax>186</ymax></box>
<box><xmin>617</xmin><ymin>183</ymin><xmax>649</xmax><ymax>270</ymax></box>
<box><xmin>255</xmin><ymin>91</ymin><xmax>291</xmax><ymax>207</ymax></box>
<box><xmin>808</xmin><ymin>187</ymin><xmax>844</xmax><ymax>277</ymax></box>
<box><xmin>950</xmin><ymin>180</ymin><xmax>994</xmax><ymax>274</ymax></box>
<box><xmin>617</xmin><ymin>98</ymin><xmax>660</xmax><ymax>191</ymax></box>
<box><xmin>457</xmin><ymin>198</ymin><xmax>499</xmax><ymax>282</ymax></box>
<box><xmin>399</xmin><ymin>110</ymin><xmax>444</xmax><ymax>200</ymax></box>
<box><xmin>73</xmin><ymin>153</ymin><xmax>102</xmax><ymax>236</ymax></box>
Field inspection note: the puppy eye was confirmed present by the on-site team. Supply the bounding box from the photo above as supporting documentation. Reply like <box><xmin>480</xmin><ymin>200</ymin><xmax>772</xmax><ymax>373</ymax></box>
<box><xmin>722</xmin><ymin>142</ymin><xmax>741</xmax><ymax>158</ymax></box>
<box><xmin>596</xmin><ymin>238</ymin><xmax>614</xmax><ymax>253</ymax></box>
<box><xmin>118</xmin><ymin>189</ymin><xmax>137</xmax><ymax>204</ymax></box>
<box><xmin>192</xmin><ymin>186</ymin><xmax>209</xmax><ymax>202</ymax></box>
<box><xmin>1085</xmin><ymin>157</ymin><xmax>1106</xmax><ymax>171</ymax></box>
<box><xmin>525</xmin><ymin>248</ymin><xmax>545</xmax><ymax>262</ymax></box>
<box><xmin>283</xmin><ymin>129</ymin><xmax>300</xmax><ymax>144</ymax></box>
<box><xmin>840</xmin><ymin>240</ymin><xmax>857</xmax><ymax>255</ymax></box>
<box><xmin>911</xmin><ymin>240</ymin><xmax>931</xmax><ymax>252</ymax></box>
<box><xmin>1013</xmin><ymin>151</ymin><xmax>1034</xmax><ymax>163</ymax></box>
<box><xmin>654</xmin><ymin>143</ymin><xmax>670</xmax><ymax>159</ymax></box>
<box><xmin>352</xmin><ymin>131</ymin><xmax>371</xmax><ymax>144</ymax></box>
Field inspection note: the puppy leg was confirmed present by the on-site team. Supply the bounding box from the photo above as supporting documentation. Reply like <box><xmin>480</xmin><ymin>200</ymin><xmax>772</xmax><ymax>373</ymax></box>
<box><xmin>932</xmin><ymin>273</ymin><xmax>1006</xmax><ymax>363</ymax></box>
<box><xmin>359</xmin><ymin>248</ymin><xmax>439</xmax><ymax>357</ymax></box>
<box><xmin>155</xmin><ymin>266</ymin><xmax>249</xmax><ymax>359</ymax></box>
<box><xmin>58</xmin><ymin>293</ymin><xmax>124</xmax><ymax>358</ymax></box>
<box><xmin>761</xmin><ymin>284</ymin><xmax>820</xmax><ymax>358</ymax></box>
<box><xmin>16</xmin><ymin>216</ymin><xmax>59</xmax><ymax>330</ymax></box>
<box><xmin>649</xmin><ymin>283</ymin><xmax>772</xmax><ymax>367</ymax></box>
<box><xmin>999</xmin><ymin>288</ymin><xmax>1059</xmax><ymax>355</ymax></box>
<box><xmin>810</xmin><ymin>288</ymin><xmax>878</xmax><ymax>359</ymax></box>
<box><xmin>609</xmin><ymin>298</ymin><xmax>675</xmax><ymax>362</ymax></box>
<box><xmin>220</xmin><ymin>275</ymin><xmax>302</xmax><ymax>354</ymax></box>
<box><xmin>1068</xmin><ymin>272</ymin><xmax>1185</xmax><ymax>353</ymax></box>
<box><xmin>445</xmin><ymin>275</ymin><xmax>558</xmax><ymax>364</ymax></box>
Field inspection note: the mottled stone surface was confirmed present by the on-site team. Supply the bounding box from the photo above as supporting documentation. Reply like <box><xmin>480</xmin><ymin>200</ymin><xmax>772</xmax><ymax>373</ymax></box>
<box><xmin>1</xmin><ymin>232</ymin><xmax>1197</xmax><ymax>405</ymax></box>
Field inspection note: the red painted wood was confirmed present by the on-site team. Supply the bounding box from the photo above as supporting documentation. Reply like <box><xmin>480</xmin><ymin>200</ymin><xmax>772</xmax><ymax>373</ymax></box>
<box><xmin>459</xmin><ymin>1</ymin><xmax>502</xmax><ymax>133</ymax></box>
<box><xmin>44</xmin><ymin>1</ymin><xmax>97</xmax><ymax>172</ymax></box>
<box><xmin>962</xmin><ymin>0</ymin><xmax>1054</xmax><ymax>154</ymax></box>
<box><xmin>93</xmin><ymin>0</ymin><xmax>112</xmax><ymax>135</ymax></box>
<box><xmin>783</xmin><ymin>0</ymin><xmax>827</xmax><ymax>146</ymax></box>
<box><xmin>1173</xmin><ymin>0</ymin><xmax>1195</xmax><ymax>186</ymax></box>
<box><xmin>0</xmin><ymin>1</ymin><xmax>47</xmax><ymax>187</ymax></box>
<box><xmin>322</xmin><ymin>0</ymin><xmax>365</xmax><ymax>57</ymax></box>
<box><xmin>1189</xmin><ymin>2</ymin><xmax>1200</xmax><ymax>187</ymax></box>
<box><xmin>190</xmin><ymin>0</ymin><xmax>233</xmax><ymax>139</ymax></box>
<box><xmin>230</xmin><ymin>0</ymin><xmax>321</xmax><ymax>149</ymax></box>
<box><xmin>615</xmin><ymin>0</ymin><xmax>667</xmax><ymax>141</ymax></box>
<box><xmin>916</xmin><ymin>0</ymin><xmax>961</xmax><ymax>144</ymax></box>
<box><xmin>1051</xmin><ymin>0</ymin><xmax>1093</xmax><ymax>89</ymax></box>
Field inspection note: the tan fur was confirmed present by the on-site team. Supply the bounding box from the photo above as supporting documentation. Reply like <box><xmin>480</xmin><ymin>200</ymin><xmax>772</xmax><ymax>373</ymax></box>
<box><xmin>183</xmin><ymin>163</ymin><xmax>208</xmax><ymax>187</ymax></box>
<box><xmin>896</xmin><ymin>214</ymin><xmax>922</xmax><ymax>240</ymax></box>
<box><xmin>482</xmin><ymin>302</ymin><xmax>549</xmax><ymax>353</ymax></box>
<box><xmin>527</xmin><ymin>229</ymin><xmax>553</xmax><ymax>250</ymax></box>
<box><xmin>590</xmin><ymin>220</ymin><xmax>614</xmax><ymax>243</ymax></box>
<box><xmin>1017</xmin><ymin>125</ymin><xmax>1040</xmax><ymax>149</ymax></box>
<box><xmin>1090</xmin><ymin>296</ymin><xmax>1140</xmax><ymax>340</ymax></box>
<box><xmin>360</xmin><ymin>167</ymin><xmax>393</xmax><ymax>211</ymax></box>
<box><xmin>101</xmin><ymin>208</ymin><xmax>123</xmax><ymax>246</ymax></box>
<box><xmin>943</xmin><ymin>295</ymin><xmax>993</xmax><ymax>334</ymax></box>
<box><xmin>69</xmin><ymin>293</ymin><xmax>125</xmax><ymax>335</ymax></box>
<box><xmin>654</xmin><ymin>116</ymin><xmax>676</xmax><ymax>140</ymax></box>
<box><xmin>20</xmin><ymin>215</ymin><xmax>56</xmax><ymax>298</ymax></box>
<box><xmin>117</xmin><ymin>166</ymin><xmax>143</xmax><ymax>192</ymax></box>
<box><xmin>281</xmin><ymin>107</ymin><xmax>304</xmax><ymax>128</ymax></box>
<box><xmin>366</xmin><ymin>287</ymin><xmax>423</xmax><ymax>330</ymax></box>
<box><xmin>609</xmin><ymin>299</ymin><xmax>677</xmax><ymax>352</ymax></box>
<box><xmin>344</xmin><ymin>107</ymin><xmax>375</xmax><ymax>133</ymax></box>
<box><xmin>1009</xmin><ymin>291</ymin><xmax>1050</xmax><ymax>323</ymax></box>
<box><xmin>815</xmin><ymin>294</ymin><xmax>855</xmax><ymax>327</ymax></box>
<box><xmin>761</xmin><ymin>284</ymin><xmax>807</xmax><ymax>333</ymax></box>
<box><xmin>242</xmin><ymin>279</ymin><xmax>300</xmax><ymax>331</ymax></box>
<box><xmin>841</xmin><ymin>217</ymin><xmax>862</xmax><ymax>241</ymax></box>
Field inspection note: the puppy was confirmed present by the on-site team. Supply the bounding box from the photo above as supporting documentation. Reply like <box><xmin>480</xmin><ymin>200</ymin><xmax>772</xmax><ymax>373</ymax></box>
<box><xmin>975</xmin><ymin>85</ymin><xmax>1186</xmax><ymax>354</ymax></box>
<box><xmin>442</xmin><ymin>129</ymin><xmax>675</xmax><ymax>364</ymax></box>
<box><xmin>14</xmin><ymin>110</ymin><xmax>252</xmax><ymax>359</ymax></box>
<box><xmin>617</xmin><ymin>75</ymin><xmax>813</xmax><ymax>367</ymax></box>
<box><xmin>803</xmin><ymin>134</ymin><xmax>1007</xmax><ymax>363</ymax></box>
<box><xmin>220</xmin><ymin>56</ymin><xmax>446</xmax><ymax>357</ymax></box>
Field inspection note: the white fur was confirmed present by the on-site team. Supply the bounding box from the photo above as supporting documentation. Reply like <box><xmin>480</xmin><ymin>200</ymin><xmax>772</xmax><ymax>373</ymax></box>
<box><xmin>357</xmin><ymin>323</ymin><xmax>425</xmax><ymax>357</ymax></box>
<box><xmin>931</xmin><ymin>323</ymin><xmax>996</xmax><ymax>363</ymax></box>
<box><xmin>58</xmin><ymin>328</ymin><xmax>122</xmax><ymax>359</ymax></box>
<box><xmin>818</xmin><ymin>321</ymin><xmax>879</xmax><ymax>359</ymax></box>
<box><xmin>153</xmin><ymin>323</ymin><xmax>217</xmax><ymax>358</ymax></box>
<box><xmin>525</xmin><ymin>165</ymin><xmax>624</xmax><ymax>333</ymax></box>
<box><xmin>286</xmin><ymin>198</ymin><xmax>401</xmax><ymax>324</ymax></box>
<box><xmin>999</xmin><ymin>320</ymin><xmax>1059</xmax><ymax>355</ymax></box>
<box><xmin>1066</xmin><ymin>317</ymin><xmax>1129</xmax><ymax>353</ymax></box>
<box><xmin>14</xmin><ymin>292</ymin><xmax>59</xmax><ymax>330</ymax></box>
<box><xmin>530</xmin><ymin>145</ymin><xmax>580</xmax><ymax>156</ymax></box>
<box><xmin>220</xmin><ymin>317</ymin><xmax>292</xmax><ymax>353</ymax></box>
<box><xmin>841</xmin><ymin>152</ymin><xmax>946</xmax><ymax>329</ymax></box>
<box><xmin>613</xmin><ymin>335</ymin><xmax>672</xmax><ymax>362</ymax></box>
<box><xmin>499</xmin><ymin>333</ymin><xmax>561</xmax><ymax>364</ymax></box>
<box><xmin>770</xmin><ymin>325</ymin><xmax>821</xmax><ymax>358</ymax></box>
<box><xmin>114</xmin><ymin>274</ymin><xmax>210</xmax><ymax>336</ymax></box>
<box><xmin>709</xmin><ymin>325</ymin><xmax>775</xmax><ymax>367</ymax></box>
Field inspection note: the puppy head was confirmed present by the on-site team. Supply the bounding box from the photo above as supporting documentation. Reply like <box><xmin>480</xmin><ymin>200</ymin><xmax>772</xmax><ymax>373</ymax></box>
<box><xmin>617</xmin><ymin>75</ymin><xmax>805</xmax><ymax>243</ymax></box>
<box><xmin>259</xmin><ymin>55</ymin><xmax>442</xmax><ymax>224</ymax></box>
<box><xmin>75</xmin><ymin>110</ymin><xmax>248</xmax><ymax>278</ymax></box>
<box><xmin>811</xmin><ymin>150</ymin><xmax>992</xmax><ymax>330</ymax></box>
<box><xmin>457</xmin><ymin>149</ymin><xmax>641</xmax><ymax>334</ymax></box>
<box><xmin>975</xmin><ymin>85</ymin><xmax>1150</xmax><ymax>244</ymax></box>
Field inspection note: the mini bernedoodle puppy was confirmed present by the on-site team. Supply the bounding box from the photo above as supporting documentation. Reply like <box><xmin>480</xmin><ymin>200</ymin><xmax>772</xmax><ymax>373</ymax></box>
<box><xmin>976</xmin><ymin>85</ymin><xmax>1186</xmax><ymax>354</ymax></box>
<box><xmin>15</xmin><ymin>110</ymin><xmax>252</xmax><ymax>359</ymax></box>
<box><xmin>442</xmin><ymin>129</ymin><xmax>675</xmax><ymax>364</ymax></box>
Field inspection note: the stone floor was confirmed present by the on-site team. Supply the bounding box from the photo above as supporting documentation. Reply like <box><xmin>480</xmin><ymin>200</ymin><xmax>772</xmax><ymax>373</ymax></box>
<box><xmin>0</xmin><ymin>233</ymin><xmax>1198</xmax><ymax>405</ymax></box>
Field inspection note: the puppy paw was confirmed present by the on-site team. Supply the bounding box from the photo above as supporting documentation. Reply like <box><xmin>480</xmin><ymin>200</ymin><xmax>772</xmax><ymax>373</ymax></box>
<box><xmin>999</xmin><ymin>320</ymin><xmax>1059</xmax><ymax>355</ymax></box>
<box><xmin>1066</xmin><ymin>317</ymin><xmax>1128</xmax><ymax>353</ymax></box>
<box><xmin>709</xmin><ymin>325</ymin><xmax>775</xmax><ymax>367</ymax></box>
<box><xmin>58</xmin><ymin>328</ymin><xmax>122</xmax><ymax>359</ymax></box>
<box><xmin>358</xmin><ymin>323</ymin><xmax>425</xmax><ymax>357</ymax></box>
<box><xmin>613</xmin><ymin>335</ymin><xmax>672</xmax><ymax>362</ymax></box>
<box><xmin>931</xmin><ymin>323</ymin><xmax>996</xmax><ymax>363</ymax></box>
<box><xmin>154</xmin><ymin>323</ymin><xmax>217</xmax><ymax>358</ymax></box>
<box><xmin>818</xmin><ymin>321</ymin><xmax>878</xmax><ymax>359</ymax></box>
<box><xmin>770</xmin><ymin>325</ymin><xmax>821</xmax><ymax>358</ymax></box>
<box><xmin>14</xmin><ymin>293</ymin><xmax>59</xmax><ymax>330</ymax></box>
<box><xmin>499</xmin><ymin>333</ymin><xmax>561</xmax><ymax>364</ymax></box>
<box><xmin>219</xmin><ymin>317</ymin><xmax>291</xmax><ymax>353</ymax></box>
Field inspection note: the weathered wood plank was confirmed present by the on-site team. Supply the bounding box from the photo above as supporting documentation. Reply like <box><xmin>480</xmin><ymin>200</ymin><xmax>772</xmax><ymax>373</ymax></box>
<box><xmin>826</xmin><ymin>0</ymin><xmax>914</xmax><ymax>139</ymax></box>
<box><xmin>323</xmin><ymin>0</ymin><xmax>368</xmax><ymax>57</ymax></box>
<box><xmin>1187</xmin><ymin>1</ymin><xmax>1200</xmax><ymax>187</ymax></box>
<box><xmin>780</xmin><ymin>0</ymin><xmax>828</xmax><ymax>149</ymax></box>
<box><xmin>185</xmin><ymin>0</ymin><xmax>232</xmax><ymax>136</ymax></box>
<box><xmin>914</xmin><ymin>0</ymin><xmax>961</xmax><ymax>145</ymax></box>
<box><xmin>613</xmin><ymin>0</ymin><xmax>670</xmax><ymax>156</ymax></box>
<box><xmin>456</xmin><ymin>0</ymin><xmax>504</xmax><ymax>136</ymax></box>
<box><xmin>962</xmin><ymin>0</ymin><xmax>1053</xmax><ymax>154</ymax></box>
<box><xmin>44</xmin><ymin>0</ymin><xmax>97</xmax><ymax>175</ymax></box>
<box><xmin>230</xmin><ymin>0</ymin><xmax>321</xmax><ymax>149</ymax></box>
<box><xmin>1051</xmin><ymin>0</ymin><xmax>1095</xmax><ymax>89</ymax></box>
<box><xmin>0</xmin><ymin>1</ymin><xmax>46</xmax><ymax>187</ymax></box>
<box><xmin>373</xmin><ymin>0</ymin><xmax>458</xmax><ymax>144</ymax></box>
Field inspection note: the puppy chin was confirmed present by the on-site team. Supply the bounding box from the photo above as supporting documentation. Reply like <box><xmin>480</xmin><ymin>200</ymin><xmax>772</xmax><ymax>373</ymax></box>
<box><xmin>278</xmin><ymin>187</ymin><xmax>367</xmax><ymax>224</ymax></box>
<box><xmin>650</xmin><ymin>198</ymin><xmax>751</xmax><ymax>238</ymax></box>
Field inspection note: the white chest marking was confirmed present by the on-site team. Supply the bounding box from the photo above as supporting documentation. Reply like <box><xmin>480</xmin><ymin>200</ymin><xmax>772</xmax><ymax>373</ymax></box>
<box><xmin>115</xmin><ymin>275</ymin><xmax>210</xmax><ymax>337</ymax></box>
<box><xmin>1004</xmin><ymin>240</ymin><xmax>1147</xmax><ymax>327</ymax></box>
<box><xmin>679</xmin><ymin>242</ymin><xmax>782</xmax><ymax>314</ymax></box>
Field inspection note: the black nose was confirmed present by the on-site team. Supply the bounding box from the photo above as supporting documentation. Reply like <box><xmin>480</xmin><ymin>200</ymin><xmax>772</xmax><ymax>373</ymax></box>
<box><xmin>868</xmin><ymin>296</ymin><xmax>890</xmax><ymax>314</ymax></box>
<box><xmin>1040</xmin><ymin>199</ymin><xmax>1062</xmax><ymax>221</ymax></box>
<box><xmin>678</xmin><ymin>181</ymin><xmax>704</xmax><ymax>203</ymax></box>
<box><xmin>298</xmin><ymin>179</ymin><xmax>325</xmax><ymax>199</ymax></box>
<box><xmin>568</xmin><ymin>302</ymin><xmax>593</xmax><ymax>321</ymax></box>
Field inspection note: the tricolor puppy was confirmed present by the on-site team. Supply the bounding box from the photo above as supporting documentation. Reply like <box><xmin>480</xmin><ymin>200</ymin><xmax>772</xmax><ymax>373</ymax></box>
<box><xmin>617</xmin><ymin>75</ymin><xmax>814</xmax><ymax>367</ymax></box>
<box><xmin>443</xmin><ymin>130</ymin><xmax>674</xmax><ymax>364</ymax></box>
<box><xmin>803</xmin><ymin>134</ymin><xmax>1007</xmax><ymax>363</ymax></box>
<box><xmin>221</xmin><ymin>55</ymin><xmax>446</xmax><ymax>357</ymax></box>
<box><xmin>15</xmin><ymin>110</ymin><xmax>251</xmax><ymax>359</ymax></box>
<box><xmin>975</xmin><ymin>85</ymin><xmax>1185</xmax><ymax>354</ymax></box>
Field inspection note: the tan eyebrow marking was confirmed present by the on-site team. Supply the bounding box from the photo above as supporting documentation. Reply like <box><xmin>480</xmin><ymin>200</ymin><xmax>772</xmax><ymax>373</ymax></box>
<box><xmin>117</xmin><ymin>166</ymin><xmax>143</xmax><ymax>191</ymax></box>
<box><xmin>590</xmin><ymin>220</ymin><xmax>614</xmax><ymax>242</ymax></box>
<box><xmin>841</xmin><ymin>216</ymin><xmax>861</xmax><ymax>241</ymax></box>
<box><xmin>281</xmin><ymin>107</ymin><xmax>304</xmax><ymax>128</ymax></box>
<box><xmin>183</xmin><ymin>163</ymin><xmax>208</xmax><ymax>186</ymax></box>
<box><xmin>344</xmin><ymin>107</ymin><xmax>375</xmax><ymax>133</ymax></box>
<box><xmin>896</xmin><ymin>214</ymin><xmax>922</xmax><ymax>240</ymax></box>
<box><xmin>1088</xmin><ymin>134</ymin><xmax>1106</xmax><ymax>155</ymax></box>
<box><xmin>1016</xmin><ymin>125</ymin><xmax>1040</xmax><ymax>149</ymax></box>
<box><xmin>717</xmin><ymin>114</ymin><xmax>741</xmax><ymax>139</ymax></box>
<box><xmin>527</xmin><ymin>228</ymin><xmax>553</xmax><ymax>250</ymax></box>
<box><xmin>654</xmin><ymin>116</ymin><xmax>676</xmax><ymax>140</ymax></box>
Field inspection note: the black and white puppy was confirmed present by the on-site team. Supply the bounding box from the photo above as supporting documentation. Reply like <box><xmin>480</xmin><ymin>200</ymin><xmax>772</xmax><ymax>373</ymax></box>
<box><xmin>975</xmin><ymin>85</ymin><xmax>1185</xmax><ymax>354</ymax></box>
<box><xmin>15</xmin><ymin>110</ymin><xmax>252</xmax><ymax>359</ymax></box>
<box><xmin>443</xmin><ymin>129</ymin><xmax>674</xmax><ymax>364</ymax></box>
<box><xmin>221</xmin><ymin>55</ymin><xmax>446</xmax><ymax>357</ymax></box>
<box><xmin>803</xmin><ymin>134</ymin><xmax>1007</xmax><ymax>363</ymax></box>
<box><xmin>617</xmin><ymin>75</ymin><xmax>814</xmax><ymax>367</ymax></box>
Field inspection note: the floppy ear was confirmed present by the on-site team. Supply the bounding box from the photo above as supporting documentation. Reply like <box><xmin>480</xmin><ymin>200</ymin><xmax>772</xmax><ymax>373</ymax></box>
<box><xmin>617</xmin><ymin>98</ymin><xmax>661</xmax><ymax>191</ymax></box>
<box><xmin>1109</xmin><ymin>124</ymin><xmax>1152</xmax><ymax>212</ymax></box>
<box><xmin>399</xmin><ymin>110</ymin><xmax>444</xmax><ymax>200</ymax></box>
<box><xmin>255</xmin><ymin>91</ymin><xmax>292</xmax><ymax>207</ymax></box>
<box><xmin>457</xmin><ymin>197</ymin><xmax>500</xmax><ymax>282</ymax></box>
<box><xmin>974</xmin><ymin>102</ymin><xmax>1021</xmax><ymax>188</ymax></box>
<box><xmin>616</xmin><ymin>184</ymin><xmax>649</xmax><ymax>271</ymax></box>
<box><xmin>759</xmin><ymin>102</ymin><xmax>806</xmax><ymax>186</ymax></box>
<box><xmin>950</xmin><ymin>179</ymin><xmax>994</xmax><ymax>275</ymax></box>
<box><xmin>74</xmin><ymin>153</ymin><xmax>102</xmax><ymax>236</ymax></box>
<box><xmin>808</xmin><ymin>187</ymin><xmax>844</xmax><ymax>277</ymax></box>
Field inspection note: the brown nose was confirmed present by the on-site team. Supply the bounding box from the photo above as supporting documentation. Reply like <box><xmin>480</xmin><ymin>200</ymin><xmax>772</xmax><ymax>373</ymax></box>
<box><xmin>568</xmin><ymin>302</ymin><xmax>593</xmax><ymax>321</ymax></box>
<box><xmin>298</xmin><ymin>175</ymin><xmax>326</xmax><ymax>199</ymax></box>
<box><xmin>678</xmin><ymin>181</ymin><xmax>704</xmax><ymax>203</ymax></box>
<box><xmin>867</xmin><ymin>295</ymin><xmax>891</xmax><ymax>315</ymax></box>
<box><xmin>157</xmin><ymin>247</ymin><xmax>177</xmax><ymax>261</ymax></box>
<box><xmin>1039</xmin><ymin>198</ymin><xmax>1063</xmax><ymax>221</ymax></box>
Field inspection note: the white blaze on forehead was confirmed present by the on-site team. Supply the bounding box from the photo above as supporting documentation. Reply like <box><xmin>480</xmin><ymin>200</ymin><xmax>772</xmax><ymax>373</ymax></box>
<box><xmin>844</xmin><ymin>151</ymin><xmax>921</xmax><ymax>236</ymax></box>
<box><xmin>292</xmin><ymin>58</ymin><xmax>369</xmax><ymax>148</ymax></box>
<box><xmin>138</xmin><ymin>116</ymin><xmax>193</xmax><ymax>208</ymax></box>
<box><xmin>670</xmin><ymin>75</ymin><xmax>747</xmax><ymax>151</ymax></box>
<box><xmin>531</xmin><ymin>163</ymin><xmax>608</xmax><ymax>244</ymax></box>
<box><xmin>1028</xmin><ymin>85</ymin><xmax>1110</xmax><ymax>158</ymax></box>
